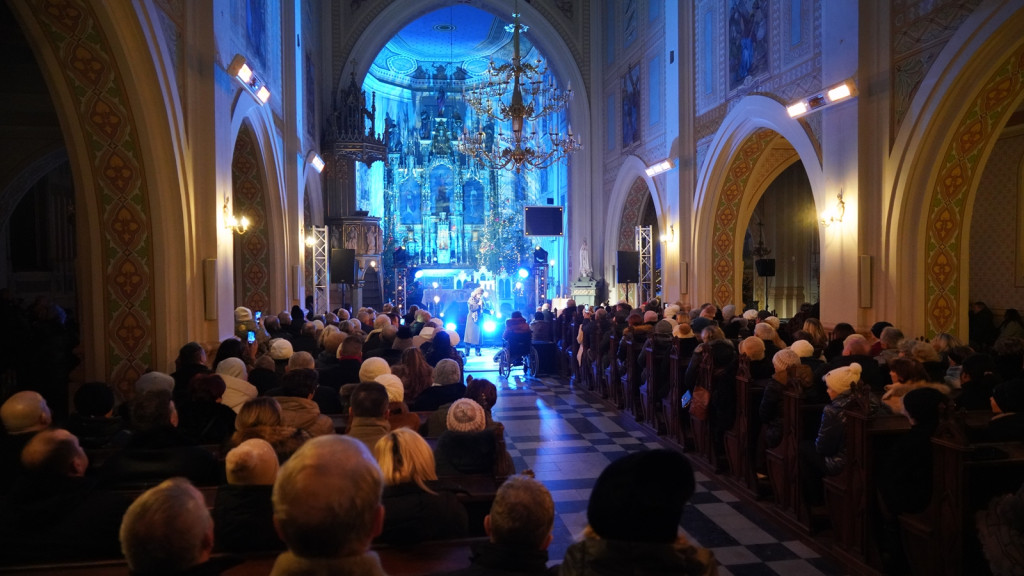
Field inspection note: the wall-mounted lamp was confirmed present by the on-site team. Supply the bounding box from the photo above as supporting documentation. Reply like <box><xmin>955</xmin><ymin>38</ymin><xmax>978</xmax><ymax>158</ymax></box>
<box><xmin>820</xmin><ymin>190</ymin><xmax>846</xmax><ymax>227</ymax></box>
<box><xmin>228</xmin><ymin>54</ymin><xmax>271</xmax><ymax>105</ymax></box>
<box><xmin>224</xmin><ymin>196</ymin><xmax>250</xmax><ymax>234</ymax></box>
<box><xmin>660</xmin><ymin>224</ymin><xmax>676</xmax><ymax>243</ymax></box>
<box><xmin>645</xmin><ymin>158</ymin><xmax>675</xmax><ymax>177</ymax></box>
<box><xmin>306</xmin><ymin>151</ymin><xmax>325</xmax><ymax>173</ymax></box>
<box><xmin>304</xmin><ymin>230</ymin><xmax>316</xmax><ymax>247</ymax></box>
<box><xmin>787</xmin><ymin>79</ymin><xmax>857</xmax><ymax>118</ymax></box>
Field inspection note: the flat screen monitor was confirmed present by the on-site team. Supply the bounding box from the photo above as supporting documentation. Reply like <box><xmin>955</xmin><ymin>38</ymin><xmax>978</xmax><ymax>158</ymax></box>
<box><xmin>523</xmin><ymin>206</ymin><xmax>564</xmax><ymax>236</ymax></box>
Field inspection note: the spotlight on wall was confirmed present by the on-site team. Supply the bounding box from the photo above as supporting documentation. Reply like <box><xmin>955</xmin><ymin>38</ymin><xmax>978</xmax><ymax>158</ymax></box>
<box><xmin>820</xmin><ymin>189</ymin><xmax>846</xmax><ymax>228</ymax></box>
<box><xmin>645</xmin><ymin>158</ymin><xmax>675</xmax><ymax>177</ymax></box>
<box><xmin>660</xmin><ymin>224</ymin><xmax>676</xmax><ymax>243</ymax></box>
<box><xmin>228</xmin><ymin>54</ymin><xmax>271</xmax><ymax>105</ymax></box>
<box><xmin>787</xmin><ymin>79</ymin><xmax>857</xmax><ymax>118</ymax></box>
<box><xmin>223</xmin><ymin>196</ymin><xmax>249</xmax><ymax>235</ymax></box>
<box><xmin>306</xmin><ymin>151</ymin><xmax>325</xmax><ymax>173</ymax></box>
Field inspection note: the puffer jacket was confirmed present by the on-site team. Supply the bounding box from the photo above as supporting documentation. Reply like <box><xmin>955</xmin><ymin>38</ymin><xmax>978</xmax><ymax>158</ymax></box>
<box><xmin>558</xmin><ymin>534</ymin><xmax>718</xmax><ymax>576</ymax></box>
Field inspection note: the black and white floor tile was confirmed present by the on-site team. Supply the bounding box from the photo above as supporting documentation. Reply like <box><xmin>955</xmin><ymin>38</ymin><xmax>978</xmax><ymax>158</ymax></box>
<box><xmin>463</xmin><ymin>349</ymin><xmax>845</xmax><ymax>575</ymax></box>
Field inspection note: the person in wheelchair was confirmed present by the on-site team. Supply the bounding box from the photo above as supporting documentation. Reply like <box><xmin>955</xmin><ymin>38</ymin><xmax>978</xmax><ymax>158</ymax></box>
<box><xmin>498</xmin><ymin>312</ymin><xmax>537</xmax><ymax>377</ymax></box>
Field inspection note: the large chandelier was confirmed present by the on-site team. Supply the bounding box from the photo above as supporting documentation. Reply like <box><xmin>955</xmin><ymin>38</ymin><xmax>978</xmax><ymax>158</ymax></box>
<box><xmin>459</xmin><ymin>12</ymin><xmax>580</xmax><ymax>173</ymax></box>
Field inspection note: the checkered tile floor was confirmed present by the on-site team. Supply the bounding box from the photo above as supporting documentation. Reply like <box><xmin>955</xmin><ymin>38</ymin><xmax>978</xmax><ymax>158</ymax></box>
<box><xmin>464</xmin><ymin>349</ymin><xmax>845</xmax><ymax>575</ymax></box>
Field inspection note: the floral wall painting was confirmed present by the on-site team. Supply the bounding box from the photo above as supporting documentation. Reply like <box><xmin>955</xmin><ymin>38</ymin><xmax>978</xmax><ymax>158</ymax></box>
<box><xmin>622</xmin><ymin>64</ymin><xmax>641</xmax><ymax>148</ymax></box>
<box><xmin>728</xmin><ymin>0</ymin><xmax>769</xmax><ymax>90</ymax></box>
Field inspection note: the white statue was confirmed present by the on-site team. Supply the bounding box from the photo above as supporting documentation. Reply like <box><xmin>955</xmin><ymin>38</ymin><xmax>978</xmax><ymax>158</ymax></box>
<box><xmin>579</xmin><ymin>239</ymin><xmax>593</xmax><ymax>279</ymax></box>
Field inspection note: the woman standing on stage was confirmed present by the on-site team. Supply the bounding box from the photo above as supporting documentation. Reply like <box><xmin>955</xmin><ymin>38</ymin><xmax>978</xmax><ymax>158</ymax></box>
<box><xmin>464</xmin><ymin>287</ymin><xmax>486</xmax><ymax>357</ymax></box>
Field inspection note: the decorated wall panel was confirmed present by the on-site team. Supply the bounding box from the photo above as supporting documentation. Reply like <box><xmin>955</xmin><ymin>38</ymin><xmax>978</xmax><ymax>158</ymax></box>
<box><xmin>232</xmin><ymin>124</ymin><xmax>271</xmax><ymax>313</ymax></box>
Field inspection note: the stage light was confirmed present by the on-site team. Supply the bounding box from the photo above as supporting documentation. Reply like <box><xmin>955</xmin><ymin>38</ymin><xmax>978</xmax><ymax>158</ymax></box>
<box><xmin>432</xmin><ymin>282</ymin><xmax>439</xmax><ymax>289</ymax></box>
<box><xmin>515</xmin><ymin>281</ymin><xmax>523</xmax><ymax>289</ymax></box>
<box><xmin>414</xmin><ymin>270</ymin><xmax>424</xmax><ymax>279</ymax></box>
<box><xmin>495</xmin><ymin>312</ymin><xmax>503</xmax><ymax>319</ymax></box>
<box><xmin>439</xmin><ymin>312</ymin><xmax>445</xmax><ymax>318</ymax></box>
<box><xmin>518</xmin><ymin>268</ymin><xmax>529</xmax><ymax>279</ymax></box>
<box><xmin>433</xmin><ymin>295</ymin><xmax>440</xmax><ymax>303</ymax></box>
<box><xmin>445</xmin><ymin>322</ymin><xmax>457</xmax><ymax>331</ymax></box>
<box><xmin>484</xmin><ymin>320</ymin><xmax>498</xmax><ymax>333</ymax></box>
<box><xmin>549</xmin><ymin>259</ymin><xmax>556</xmax><ymax>266</ymax></box>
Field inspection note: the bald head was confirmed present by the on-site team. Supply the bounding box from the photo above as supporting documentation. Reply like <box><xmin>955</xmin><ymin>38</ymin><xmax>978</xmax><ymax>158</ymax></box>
<box><xmin>1</xmin><ymin>391</ymin><xmax>52</xmax><ymax>435</ymax></box>
<box><xmin>272</xmin><ymin>435</ymin><xmax>384</xmax><ymax>558</ymax></box>
<box><xmin>21</xmin><ymin>428</ymin><xmax>88</xmax><ymax>477</ymax></box>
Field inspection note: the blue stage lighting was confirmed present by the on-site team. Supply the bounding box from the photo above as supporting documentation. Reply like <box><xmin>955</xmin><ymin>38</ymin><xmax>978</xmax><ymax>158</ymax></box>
<box><xmin>518</xmin><ymin>268</ymin><xmax>529</xmax><ymax>279</ymax></box>
<box><xmin>445</xmin><ymin>322</ymin><xmax>456</xmax><ymax>331</ymax></box>
<box><xmin>483</xmin><ymin>319</ymin><xmax>498</xmax><ymax>333</ymax></box>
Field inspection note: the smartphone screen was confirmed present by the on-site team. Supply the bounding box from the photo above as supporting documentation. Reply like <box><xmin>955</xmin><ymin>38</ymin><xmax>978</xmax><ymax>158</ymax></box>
<box><xmin>255</xmin><ymin>311</ymin><xmax>262</xmax><ymax>321</ymax></box>
<box><xmin>247</xmin><ymin>331</ymin><xmax>256</xmax><ymax>344</ymax></box>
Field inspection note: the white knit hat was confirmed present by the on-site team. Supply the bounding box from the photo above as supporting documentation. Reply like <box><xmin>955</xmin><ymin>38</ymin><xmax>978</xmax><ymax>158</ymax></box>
<box><xmin>824</xmin><ymin>362</ymin><xmax>862</xmax><ymax>394</ymax></box>
<box><xmin>269</xmin><ymin>338</ymin><xmax>294</xmax><ymax>360</ymax></box>
<box><xmin>359</xmin><ymin>357</ymin><xmax>391</xmax><ymax>383</ymax></box>
<box><xmin>446</xmin><ymin>398</ymin><xmax>486</xmax><ymax>433</ymax></box>
<box><xmin>376</xmin><ymin>374</ymin><xmax>404</xmax><ymax>403</ymax></box>
<box><xmin>225</xmin><ymin>438</ymin><xmax>279</xmax><ymax>485</ymax></box>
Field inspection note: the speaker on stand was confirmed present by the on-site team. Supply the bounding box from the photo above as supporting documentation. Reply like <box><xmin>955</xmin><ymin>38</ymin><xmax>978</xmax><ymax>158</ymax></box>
<box><xmin>754</xmin><ymin>258</ymin><xmax>776</xmax><ymax>312</ymax></box>
<box><xmin>617</xmin><ymin>251</ymin><xmax>639</xmax><ymax>304</ymax></box>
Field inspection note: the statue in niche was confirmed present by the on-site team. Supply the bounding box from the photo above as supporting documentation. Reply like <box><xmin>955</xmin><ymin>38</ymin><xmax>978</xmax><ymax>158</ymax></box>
<box><xmin>434</xmin><ymin>183</ymin><xmax>450</xmax><ymax>215</ymax></box>
<box><xmin>345</xmin><ymin>226</ymin><xmax>358</xmax><ymax>250</ymax></box>
<box><xmin>365</xmin><ymin>226</ymin><xmax>379</xmax><ymax>254</ymax></box>
<box><xmin>579</xmin><ymin>239</ymin><xmax>593</xmax><ymax>279</ymax></box>
<box><xmin>385</xmin><ymin>114</ymin><xmax>401</xmax><ymax>153</ymax></box>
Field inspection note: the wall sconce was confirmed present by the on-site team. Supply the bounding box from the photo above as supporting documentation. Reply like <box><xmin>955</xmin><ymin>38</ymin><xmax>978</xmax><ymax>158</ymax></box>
<box><xmin>820</xmin><ymin>190</ymin><xmax>846</xmax><ymax>227</ymax></box>
<box><xmin>228</xmin><ymin>54</ymin><xmax>271</xmax><ymax>105</ymax></box>
<box><xmin>787</xmin><ymin>79</ymin><xmax>857</xmax><ymax>118</ymax></box>
<box><xmin>223</xmin><ymin>196</ymin><xmax>250</xmax><ymax>234</ymax></box>
<box><xmin>645</xmin><ymin>158</ymin><xmax>675</xmax><ymax>177</ymax></box>
<box><xmin>660</xmin><ymin>224</ymin><xmax>676</xmax><ymax>243</ymax></box>
<box><xmin>306</xmin><ymin>151</ymin><xmax>325</xmax><ymax>173</ymax></box>
<box><xmin>304</xmin><ymin>231</ymin><xmax>316</xmax><ymax>247</ymax></box>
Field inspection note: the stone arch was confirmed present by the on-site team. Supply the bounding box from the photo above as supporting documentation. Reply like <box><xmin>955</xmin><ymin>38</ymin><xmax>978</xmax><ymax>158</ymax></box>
<box><xmin>341</xmin><ymin>0</ymin><xmax>594</xmax><ymax>270</ymax></box>
<box><xmin>893</xmin><ymin>4</ymin><xmax>1024</xmax><ymax>339</ymax></box>
<box><xmin>12</xmin><ymin>0</ymin><xmax>166</xmax><ymax>398</ymax></box>
<box><xmin>604</xmin><ymin>156</ymin><xmax>659</xmax><ymax>277</ymax></box>
<box><xmin>694</xmin><ymin>96</ymin><xmax>824</xmax><ymax>309</ymax></box>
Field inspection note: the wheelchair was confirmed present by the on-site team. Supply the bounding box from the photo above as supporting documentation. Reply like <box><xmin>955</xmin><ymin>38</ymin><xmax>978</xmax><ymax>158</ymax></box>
<box><xmin>497</xmin><ymin>334</ymin><xmax>539</xmax><ymax>379</ymax></box>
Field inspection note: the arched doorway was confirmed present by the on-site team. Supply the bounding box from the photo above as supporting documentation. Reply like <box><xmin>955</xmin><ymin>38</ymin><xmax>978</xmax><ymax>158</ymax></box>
<box><xmin>741</xmin><ymin>161</ymin><xmax>819</xmax><ymax>317</ymax></box>
<box><xmin>614</xmin><ymin>177</ymin><xmax>660</xmax><ymax>304</ymax></box>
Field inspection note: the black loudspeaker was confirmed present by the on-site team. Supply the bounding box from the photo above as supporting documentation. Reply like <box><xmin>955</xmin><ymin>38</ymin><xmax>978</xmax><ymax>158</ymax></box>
<box><xmin>616</xmin><ymin>251</ymin><xmax>639</xmax><ymax>284</ymax></box>
<box><xmin>331</xmin><ymin>248</ymin><xmax>357</xmax><ymax>284</ymax></box>
<box><xmin>393</xmin><ymin>247</ymin><xmax>407</xmax><ymax>268</ymax></box>
<box><xmin>755</xmin><ymin>258</ymin><xmax>776</xmax><ymax>277</ymax></box>
<box><xmin>534</xmin><ymin>247</ymin><xmax>549</xmax><ymax>265</ymax></box>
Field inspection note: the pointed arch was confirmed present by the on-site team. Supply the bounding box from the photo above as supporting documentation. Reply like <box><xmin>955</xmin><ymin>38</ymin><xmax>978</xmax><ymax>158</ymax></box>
<box><xmin>892</xmin><ymin>3</ymin><xmax>1024</xmax><ymax>338</ymax></box>
<box><xmin>694</xmin><ymin>96</ymin><xmax>824</xmax><ymax>308</ymax></box>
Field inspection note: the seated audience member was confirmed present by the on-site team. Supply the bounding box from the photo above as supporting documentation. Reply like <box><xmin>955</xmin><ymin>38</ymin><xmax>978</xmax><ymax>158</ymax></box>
<box><xmin>985</xmin><ymin>379</ymin><xmax>1024</xmax><ymax>441</ymax></box>
<box><xmin>346</xmin><ymin>382</ymin><xmax>392</xmax><ymax>450</ymax></box>
<box><xmin>230</xmin><ymin>397</ymin><xmax>309</xmax><ymax>463</ymax></box>
<box><xmin>278</xmin><ymin>351</ymin><xmax>342</xmax><ymax>415</ymax></box>
<box><xmin>271</xmin><ymin>435</ymin><xmax>388</xmax><ymax>575</ymax></box>
<box><xmin>559</xmin><ymin>449</ymin><xmax>716</xmax><ymax>575</ymax></box>
<box><xmin>0</xmin><ymin>428</ymin><xmax>132</xmax><ymax>563</ymax></box>
<box><xmin>881</xmin><ymin>357</ymin><xmax>950</xmax><ymax>413</ymax></box>
<box><xmin>215</xmin><ymin>357</ymin><xmax>258</xmax><ymax>413</ymax></box>
<box><xmin>875</xmin><ymin>326</ymin><xmax>905</xmax><ymax>369</ymax></box>
<box><xmin>945</xmin><ymin>345</ymin><xmax>973</xmax><ymax>389</ymax></box>
<box><xmin>326</xmin><ymin>333</ymin><xmax>365</xmax><ymax>391</ymax></box>
<box><xmin>213</xmin><ymin>438</ymin><xmax>285</xmax><ymax>553</ymax></box>
<box><xmin>740</xmin><ymin>335</ymin><xmax>773</xmax><ymax>380</ymax></box>
<box><xmin>315</xmin><ymin>328</ymin><xmax>345</xmax><ymax>371</ymax></box>
<box><xmin>171</xmin><ymin>341</ymin><xmax>211</xmax><ymax>407</ymax></box>
<box><xmin>503</xmin><ymin>311</ymin><xmax>532</xmax><ymax>346</ymax></box>
<box><xmin>531</xmin><ymin>311</ymin><xmax>552</xmax><ymax>342</ymax></box>
<box><xmin>376</xmin><ymin>374</ymin><xmax>421</xmax><ymax>432</ymax></box>
<box><xmin>434</xmin><ymin>398</ymin><xmax>496</xmax><ymax>476</ymax></box>
<box><xmin>66</xmin><ymin>382</ymin><xmax>130</xmax><ymax>450</ymax></box>
<box><xmin>248</xmin><ymin>354</ymin><xmax>280</xmax><ymax>395</ymax></box>
<box><xmin>175</xmin><ymin>373</ymin><xmax>237</xmax><ymax>445</ymax></box>
<box><xmin>291</xmin><ymin>321</ymin><xmax>319</xmax><ymax>357</ymax></box>
<box><xmin>363</xmin><ymin>315</ymin><xmax>391</xmax><ymax>354</ymax></box>
<box><xmin>426</xmin><ymin>329</ymin><xmax>464</xmax><ymax>370</ymax></box>
<box><xmin>211</xmin><ymin>337</ymin><xmax>253</xmax><ymax>372</ymax></box>
<box><xmin>823</xmin><ymin>323</ymin><xmax>856</xmax><ymax>361</ymax></box>
<box><xmin>268</xmin><ymin>338</ymin><xmax>295</xmax><ymax>378</ymax></box>
<box><xmin>753</xmin><ymin>323</ymin><xmax>783</xmax><ymax>362</ymax></box>
<box><xmin>414</xmin><ymin>322</ymin><xmax>440</xmax><ymax>350</ymax></box>
<box><xmin>120</xmin><ymin>478</ymin><xmax>234</xmax><ymax>575</ymax></box>
<box><xmin>270</xmin><ymin>368</ymin><xmax>334</xmax><ymax>437</ymax></box>
<box><xmin>365</xmin><ymin>325</ymin><xmax>401</xmax><ymax>364</ymax></box>
<box><xmin>875</xmin><ymin>387</ymin><xmax>950</xmax><ymax>573</ymax></box>
<box><xmin>372</xmin><ymin>428</ymin><xmax>468</xmax><ymax>545</ymax></box>
<box><xmin>815</xmin><ymin>333</ymin><xmax>883</xmax><ymax>394</ymax></box>
<box><xmin>446</xmin><ymin>474</ymin><xmax>557</xmax><ymax>576</ymax></box>
<box><xmin>957</xmin><ymin>353</ymin><xmax>1001</xmax><ymax>410</ymax></box>
<box><xmin>800</xmin><ymin>363</ymin><xmax>877</xmax><ymax>506</ymax></box>
<box><xmin>759</xmin><ymin>349</ymin><xmax>815</xmax><ymax>449</ymax></box>
<box><xmin>638</xmin><ymin>320</ymin><xmax>675</xmax><ymax>403</ymax></box>
<box><xmin>412</xmin><ymin>358</ymin><xmax>465</xmax><ymax>412</ymax></box>
<box><xmin>906</xmin><ymin>340</ymin><xmax>948</xmax><ymax>384</ymax></box>
<box><xmin>392</xmin><ymin>346</ymin><xmax>435</xmax><ymax>406</ymax></box>
<box><xmin>790</xmin><ymin>339</ymin><xmax>825</xmax><ymax>373</ymax></box>
<box><xmin>101</xmin><ymin>389</ymin><xmax>221</xmax><ymax>487</ymax></box>
<box><xmin>427</xmin><ymin>376</ymin><xmax>499</xmax><ymax>437</ymax></box>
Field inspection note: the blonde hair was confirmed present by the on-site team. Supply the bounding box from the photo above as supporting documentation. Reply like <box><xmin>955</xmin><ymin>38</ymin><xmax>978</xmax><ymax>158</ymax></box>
<box><xmin>373</xmin><ymin>428</ymin><xmax>437</xmax><ymax>494</ymax></box>
<box><xmin>235</xmin><ymin>397</ymin><xmax>283</xmax><ymax>430</ymax></box>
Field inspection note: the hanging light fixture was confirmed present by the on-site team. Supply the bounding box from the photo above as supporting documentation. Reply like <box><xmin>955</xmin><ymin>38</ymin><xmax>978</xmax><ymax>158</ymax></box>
<box><xmin>459</xmin><ymin>10</ymin><xmax>580</xmax><ymax>173</ymax></box>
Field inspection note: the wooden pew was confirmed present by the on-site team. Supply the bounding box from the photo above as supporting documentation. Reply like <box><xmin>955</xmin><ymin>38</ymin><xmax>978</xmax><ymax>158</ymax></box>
<box><xmin>640</xmin><ymin>338</ymin><xmax>663</xmax><ymax>432</ymax></box>
<box><xmin>605</xmin><ymin>330</ymin><xmax>622</xmax><ymax>408</ymax></box>
<box><xmin>900</xmin><ymin>409</ymin><xmax>1024</xmax><ymax>576</ymax></box>
<box><xmin>620</xmin><ymin>335</ymin><xmax>645</xmax><ymax>420</ymax></box>
<box><xmin>687</xmin><ymin>347</ymin><xmax>717</xmax><ymax>470</ymax></box>
<box><xmin>662</xmin><ymin>339</ymin><xmax>689</xmax><ymax>448</ymax></box>
<box><xmin>724</xmin><ymin>355</ymin><xmax>759</xmax><ymax>497</ymax></box>
<box><xmin>1</xmin><ymin>539</ymin><xmax>490</xmax><ymax>576</ymax></box>
<box><xmin>764</xmin><ymin>367</ymin><xmax>825</xmax><ymax>534</ymax></box>
<box><xmin>589</xmin><ymin>327</ymin><xmax>606</xmax><ymax>398</ymax></box>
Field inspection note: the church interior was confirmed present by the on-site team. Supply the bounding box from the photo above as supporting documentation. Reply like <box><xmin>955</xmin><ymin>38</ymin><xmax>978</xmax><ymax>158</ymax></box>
<box><xmin>2</xmin><ymin>0</ymin><xmax>1024</xmax><ymax>574</ymax></box>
